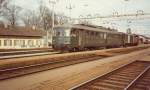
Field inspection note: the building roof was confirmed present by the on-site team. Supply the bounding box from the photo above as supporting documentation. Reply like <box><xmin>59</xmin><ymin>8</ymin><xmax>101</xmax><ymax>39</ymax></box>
<box><xmin>0</xmin><ymin>27</ymin><xmax>46</xmax><ymax>37</ymax></box>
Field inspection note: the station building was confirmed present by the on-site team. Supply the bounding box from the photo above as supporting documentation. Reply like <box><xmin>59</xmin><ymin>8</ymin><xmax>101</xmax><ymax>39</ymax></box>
<box><xmin>0</xmin><ymin>25</ymin><xmax>47</xmax><ymax>49</ymax></box>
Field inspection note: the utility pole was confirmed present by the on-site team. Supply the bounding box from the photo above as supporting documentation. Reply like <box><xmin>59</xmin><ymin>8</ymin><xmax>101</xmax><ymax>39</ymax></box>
<box><xmin>66</xmin><ymin>3</ymin><xmax>74</xmax><ymax>24</ymax></box>
<box><xmin>124</xmin><ymin>0</ymin><xmax>131</xmax><ymax>34</ymax></box>
<box><xmin>48</xmin><ymin>0</ymin><xmax>58</xmax><ymax>47</ymax></box>
<box><xmin>126</xmin><ymin>19</ymin><xmax>132</xmax><ymax>34</ymax></box>
<box><xmin>124</xmin><ymin>0</ymin><xmax>130</xmax><ymax>14</ymax></box>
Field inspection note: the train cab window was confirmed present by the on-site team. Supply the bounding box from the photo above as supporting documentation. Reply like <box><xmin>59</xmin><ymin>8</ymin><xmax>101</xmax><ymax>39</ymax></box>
<box><xmin>56</xmin><ymin>32</ymin><xmax>60</xmax><ymax>36</ymax></box>
<box><xmin>71</xmin><ymin>30</ymin><xmax>76</xmax><ymax>37</ymax></box>
<box><xmin>75</xmin><ymin>30</ymin><xmax>79</xmax><ymax>36</ymax></box>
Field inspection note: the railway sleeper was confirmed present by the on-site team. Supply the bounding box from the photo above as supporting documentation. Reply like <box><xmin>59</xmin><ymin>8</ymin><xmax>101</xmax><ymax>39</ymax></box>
<box><xmin>137</xmin><ymin>80</ymin><xmax>150</xmax><ymax>84</ymax></box>
<box><xmin>132</xmin><ymin>88</ymin><xmax>147</xmax><ymax>90</ymax></box>
<box><xmin>115</xmin><ymin>73</ymin><xmax>139</xmax><ymax>77</ymax></box>
<box><xmin>103</xmin><ymin>78</ymin><xmax>130</xmax><ymax>84</ymax></box>
<box><xmin>133</xmin><ymin>85</ymin><xmax>150</xmax><ymax>90</ymax></box>
<box><xmin>101</xmin><ymin>79</ymin><xmax>128</xmax><ymax>86</ymax></box>
<box><xmin>117</xmin><ymin>72</ymin><xmax>146</xmax><ymax>75</ymax></box>
<box><xmin>109</xmin><ymin>75</ymin><xmax>136</xmax><ymax>80</ymax></box>
<box><xmin>87</xmin><ymin>85</ymin><xmax>116</xmax><ymax>90</ymax></box>
<box><xmin>107</xmin><ymin>77</ymin><xmax>132</xmax><ymax>82</ymax></box>
<box><xmin>136</xmin><ymin>83</ymin><xmax>150</xmax><ymax>87</ymax></box>
<box><xmin>112</xmin><ymin>73</ymin><xmax>138</xmax><ymax>78</ymax></box>
<box><xmin>93</xmin><ymin>82</ymin><xmax>123</xmax><ymax>89</ymax></box>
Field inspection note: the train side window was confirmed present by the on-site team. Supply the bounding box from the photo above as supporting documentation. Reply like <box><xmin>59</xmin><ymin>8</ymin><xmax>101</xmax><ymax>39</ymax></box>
<box><xmin>95</xmin><ymin>32</ymin><xmax>98</xmax><ymax>36</ymax></box>
<box><xmin>110</xmin><ymin>34</ymin><xmax>113</xmax><ymax>38</ymax></box>
<box><xmin>91</xmin><ymin>32</ymin><xmax>94</xmax><ymax>36</ymax></box>
<box><xmin>101</xmin><ymin>33</ymin><xmax>104</xmax><ymax>38</ymax></box>
<box><xmin>88</xmin><ymin>31</ymin><xmax>90</xmax><ymax>35</ymax></box>
<box><xmin>99</xmin><ymin>33</ymin><xmax>101</xmax><ymax>38</ymax></box>
<box><xmin>99</xmin><ymin>33</ymin><xmax>103</xmax><ymax>38</ymax></box>
<box><xmin>104</xmin><ymin>33</ymin><xmax>107</xmax><ymax>39</ymax></box>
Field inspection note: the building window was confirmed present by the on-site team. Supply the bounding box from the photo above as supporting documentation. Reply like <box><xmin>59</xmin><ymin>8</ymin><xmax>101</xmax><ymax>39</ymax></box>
<box><xmin>10</xmin><ymin>40</ymin><xmax>12</xmax><ymax>46</ymax></box>
<box><xmin>4</xmin><ymin>39</ymin><xmax>12</xmax><ymax>46</ymax></box>
<box><xmin>20</xmin><ymin>40</ymin><xmax>25</xmax><ymax>47</ymax></box>
<box><xmin>36</xmin><ymin>40</ymin><xmax>42</xmax><ymax>47</ymax></box>
<box><xmin>14</xmin><ymin>40</ymin><xmax>20</xmax><ymax>46</ymax></box>
<box><xmin>28</xmin><ymin>40</ymin><xmax>34</xmax><ymax>47</ymax></box>
<box><xmin>4</xmin><ymin>40</ymin><xmax>7</xmax><ymax>46</ymax></box>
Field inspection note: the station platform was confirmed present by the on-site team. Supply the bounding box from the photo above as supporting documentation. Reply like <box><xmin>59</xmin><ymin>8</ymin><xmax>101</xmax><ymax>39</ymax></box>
<box><xmin>138</xmin><ymin>55</ymin><xmax>150</xmax><ymax>61</ymax></box>
<box><xmin>0</xmin><ymin>52</ymin><xmax>58</xmax><ymax>60</ymax></box>
<box><xmin>0</xmin><ymin>47</ymin><xmax>149</xmax><ymax>90</ymax></box>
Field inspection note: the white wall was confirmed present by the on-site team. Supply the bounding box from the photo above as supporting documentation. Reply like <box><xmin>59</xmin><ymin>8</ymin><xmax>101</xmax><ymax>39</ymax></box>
<box><xmin>0</xmin><ymin>37</ymin><xmax>45</xmax><ymax>49</ymax></box>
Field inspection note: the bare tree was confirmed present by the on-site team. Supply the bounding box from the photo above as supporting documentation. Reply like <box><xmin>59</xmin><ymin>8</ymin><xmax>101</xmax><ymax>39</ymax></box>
<box><xmin>22</xmin><ymin>1</ymin><xmax>69</xmax><ymax>30</ymax></box>
<box><xmin>21</xmin><ymin>10</ymin><xmax>40</xmax><ymax>28</ymax></box>
<box><xmin>56</xmin><ymin>13</ymin><xmax>69</xmax><ymax>25</ymax></box>
<box><xmin>38</xmin><ymin>3</ymin><xmax>59</xmax><ymax>30</ymax></box>
<box><xmin>0</xmin><ymin>0</ymin><xmax>7</xmax><ymax>8</ymax></box>
<box><xmin>22</xmin><ymin>3</ymin><xmax>58</xmax><ymax>30</ymax></box>
<box><xmin>2</xmin><ymin>4</ymin><xmax>22</xmax><ymax>27</ymax></box>
<box><xmin>0</xmin><ymin>0</ymin><xmax>9</xmax><ymax>15</ymax></box>
<box><xmin>39</xmin><ymin>4</ymin><xmax>52</xmax><ymax>30</ymax></box>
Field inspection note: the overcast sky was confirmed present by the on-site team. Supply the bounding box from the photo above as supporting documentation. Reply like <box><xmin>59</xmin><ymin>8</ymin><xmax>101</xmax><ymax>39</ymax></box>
<box><xmin>13</xmin><ymin>0</ymin><xmax>150</xmax><ymax>36</ymax></box>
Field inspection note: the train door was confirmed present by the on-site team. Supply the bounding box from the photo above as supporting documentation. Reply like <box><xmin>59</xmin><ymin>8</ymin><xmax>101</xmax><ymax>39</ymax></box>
<box><xmin>78</xmin><ymin>30</ymin><xmax>83</xmax><ymax>48</ymax></box>
<box><xmin>127</xmin><ymin>34</ymin><xmax>131</xmax><ymax>44</ymax></box>
<box><xmin>104</xmin><ymin>33</ymin><xmax>107</xmax><ymax>46</ymax></box>
<box><xmin>70</xmin><ymin>29</ymin><xmax>78</xmax><ymax>47</ymax></box>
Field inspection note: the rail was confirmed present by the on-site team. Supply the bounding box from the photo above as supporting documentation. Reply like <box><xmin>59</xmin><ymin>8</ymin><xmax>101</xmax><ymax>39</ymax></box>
<box><xmin>71</xmin><ymin>61</ymin><xmax>150</xmax><ymax>90</ymax></box>
<box><xmin>124</xmin><ymin>65</ymin><xmax>150</xmax><ymax>90</ymax></box>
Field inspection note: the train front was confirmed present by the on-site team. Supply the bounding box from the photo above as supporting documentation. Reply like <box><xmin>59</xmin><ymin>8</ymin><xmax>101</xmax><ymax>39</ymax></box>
<box><xmin>52</xmin><ymin>26</ymin><xmax>71</xmax><ymax>51</ymax></box>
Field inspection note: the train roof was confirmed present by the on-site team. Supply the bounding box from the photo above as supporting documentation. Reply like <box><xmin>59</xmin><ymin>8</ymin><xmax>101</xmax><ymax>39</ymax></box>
<box><xmin>54</xmin><ymin>24</ymin><xmax>123</xmax><ymax>34</ymax></box>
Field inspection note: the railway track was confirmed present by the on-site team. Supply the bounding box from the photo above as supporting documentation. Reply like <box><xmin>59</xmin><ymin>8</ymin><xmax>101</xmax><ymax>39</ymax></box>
<box><xmin>72</xmin><ymin>61</ymin><xmax>150</xmax><ymax>90</ymax></box>
<box><xmin>0</xmin><ymin>49</ymin><xmax>59</xmax><ymax>60</ymax></box>
<box><xmin>0</xmin><ymin>54</ymin><xmax>107</xmax><ymax>80</ymax></box>
<box><xmin>0</xmin><ymin>46</ymin><xmax>149</xmax><ymax>80</ymax></box>
<box><xmin>0</xmin><ymin>45</ymin><xmax>149</xmax><ymax>60</ymax></box>
<box><xmin>127</xmin><ymin>67</ymin><xmax>150</xmax><ymax>90</ymax></box>
<box><xmin>0</xmin><ymin>49</ymin><xmax>53</xmax><ymax>56</ymax></box>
